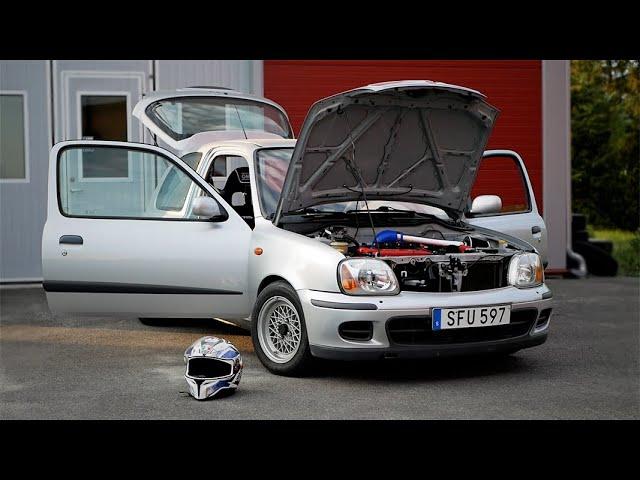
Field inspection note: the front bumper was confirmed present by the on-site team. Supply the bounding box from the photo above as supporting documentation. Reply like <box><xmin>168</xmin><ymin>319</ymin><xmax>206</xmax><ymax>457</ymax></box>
<box><xmin>297</xmin><ymin>285</ymin><xmax>552</xmax><ymax>360</ymax></box>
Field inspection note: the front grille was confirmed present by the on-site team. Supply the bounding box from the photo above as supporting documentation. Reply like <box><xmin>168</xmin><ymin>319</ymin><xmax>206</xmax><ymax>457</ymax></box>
<box><xmin>386</xmin><ymin>309</ymin><xmax>538</xmax><ymax>345</ymax></box>
<box><xmin>339</xmin><ymin>321</ymin><xmax>374</xmax><ymax>341</ymax></box>
<box><xmin>396</xmin><ymin>258</ymin><xmax>509</xmax><ymax>293</ymax></box>
<box><xmin>187</xmin><ymin>358</ymin><xmax>232</xmax><ymax>379</ymax></box>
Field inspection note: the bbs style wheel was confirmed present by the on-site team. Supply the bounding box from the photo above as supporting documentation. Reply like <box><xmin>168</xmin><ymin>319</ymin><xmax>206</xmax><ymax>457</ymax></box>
<box><xmin>251</xmin><ymin>281</ymin><xmax>312</xmax><ymax>376</ymax></box>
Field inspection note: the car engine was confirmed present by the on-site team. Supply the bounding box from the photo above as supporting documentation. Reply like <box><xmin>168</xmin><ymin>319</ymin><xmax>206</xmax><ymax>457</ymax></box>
<box><xmin>310</xmin><ymin>224</ymin><xmax>519</xmax><ymax>293</ymax></box>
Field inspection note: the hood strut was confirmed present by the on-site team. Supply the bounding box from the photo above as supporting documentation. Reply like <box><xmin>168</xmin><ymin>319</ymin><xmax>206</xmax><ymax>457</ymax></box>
<box><xmin>373</xmin><ymin>110</ymin><xmax>405</xmax><ymax>187</ymax></box>
<box><xmin>342</xmin><ymin>115</ymin><xmax>381</xmax><ymax>256</ymax></box>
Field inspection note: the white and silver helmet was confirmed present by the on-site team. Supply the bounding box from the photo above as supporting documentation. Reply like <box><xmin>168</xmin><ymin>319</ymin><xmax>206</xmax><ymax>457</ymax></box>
<box><xmin>184</xmin><ymin>336</ymin><xmax>243</xmax><ymax>400</ymax></box>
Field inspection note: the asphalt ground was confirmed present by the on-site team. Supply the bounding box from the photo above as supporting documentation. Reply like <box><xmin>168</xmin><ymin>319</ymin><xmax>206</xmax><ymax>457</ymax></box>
<box><xmin>1</xmin><ymin>277</ymin><xmax>638</xmax><ymax>419</ymax></box>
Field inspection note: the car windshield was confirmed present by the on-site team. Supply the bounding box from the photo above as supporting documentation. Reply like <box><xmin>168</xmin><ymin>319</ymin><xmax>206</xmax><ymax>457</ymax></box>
<box><xmin>146</xmin><ymin>97</ymin><xmax>292</xmax><ymax>141</ymax></box>
<box><xmin>255</xmin><ymin>148</ymin><xmax>294</xmax><ymax>218</ymax></box>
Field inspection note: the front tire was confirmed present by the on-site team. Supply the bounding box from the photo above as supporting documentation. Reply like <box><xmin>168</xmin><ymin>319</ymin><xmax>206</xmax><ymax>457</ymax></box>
<box><xmin>251</xmin><ymin>281</ymin><xmax>312</xmax><ymax>376</ymax></box>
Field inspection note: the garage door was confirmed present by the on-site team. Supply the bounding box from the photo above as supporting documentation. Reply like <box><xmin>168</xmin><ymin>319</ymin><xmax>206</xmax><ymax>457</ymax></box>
<box><xmin>264</xmin><ymin>60</ymin><xmax>542</xmax><ymax>212</ymax></box>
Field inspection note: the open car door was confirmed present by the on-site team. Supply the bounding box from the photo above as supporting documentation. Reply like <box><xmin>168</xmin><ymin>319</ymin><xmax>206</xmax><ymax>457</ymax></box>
<box><xmin>465</xmin><ymin>150</ymin><xmax>548</xmax><ymax>265</ymax></box>
<box><xmin>42</xmin><ymin>140</ymin><xmax>251</xmax><ymax>319</ymax></box>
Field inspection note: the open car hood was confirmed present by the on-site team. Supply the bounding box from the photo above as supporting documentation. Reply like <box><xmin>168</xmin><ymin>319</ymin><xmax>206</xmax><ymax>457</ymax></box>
<box><xmin>275</xmin><ymin>81</ymin><xmax>499</xmax><ymax>220</ymax></box>
<box><xmin>133</xmin><ymin>87</ymin><xmax>293</xmax><ymax>155</ymax></box>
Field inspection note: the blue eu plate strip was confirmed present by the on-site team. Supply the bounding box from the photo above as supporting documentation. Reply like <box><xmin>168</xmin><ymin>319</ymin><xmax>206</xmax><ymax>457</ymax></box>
<box><xmin>432</xmin><ymin>309</ymin><xmax>441</xmax><ymax>331</ymax></box>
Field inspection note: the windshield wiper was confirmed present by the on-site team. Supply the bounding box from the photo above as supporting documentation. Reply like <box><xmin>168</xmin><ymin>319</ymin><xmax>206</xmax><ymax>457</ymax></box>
<box><xmin>345</xmin><ymin>206</ymin><xmax>442</xmax><ymax>218</ymax></box>
<box><xmin>345</xmin><ymin>206</ymin><xmax>416</xmax><ymax>214</ymax></box>
<box><xmin>284</xmin><ymin>207</ymin><xmax>348</xmax><ymax>216</ymax></box>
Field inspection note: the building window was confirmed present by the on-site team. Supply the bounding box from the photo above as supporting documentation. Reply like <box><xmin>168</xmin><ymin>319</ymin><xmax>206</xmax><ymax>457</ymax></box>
<box><xmin>0</xmin><ymin>93</ymin><xmax>28</xmax><ymax>181</ymax></box>
<box><xmin>79</xmin><ymin>94</ymin><xmax>129</xmax><ymax>179</ymax></box>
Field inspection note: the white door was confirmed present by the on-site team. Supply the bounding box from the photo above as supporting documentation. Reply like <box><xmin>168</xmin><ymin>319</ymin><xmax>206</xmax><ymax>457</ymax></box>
<box><xmin>42</xmin><ymin>140</ymin><xmax>252</xmax><ymax>319</ymax></box>
<box><xmin>58</xmin><ymin>74</ymin><xmax>146</xmax><ymax>221</ymax></box>
<box><xmin>465</xmin><ymin>150</ymin><xmax>548</xmax><ymax>264</ymax></box>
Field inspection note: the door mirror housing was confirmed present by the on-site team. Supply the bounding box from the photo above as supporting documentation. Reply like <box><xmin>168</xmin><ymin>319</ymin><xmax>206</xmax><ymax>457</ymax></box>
<box><xmin>469</xmin><ymin>195</ymin><xmax>502</xmax><ymax>215</ymax></box>
<box><xmin>192</xmin><ymin>196</ymin><xmax>227</xmax><ymax>221</ymax></box>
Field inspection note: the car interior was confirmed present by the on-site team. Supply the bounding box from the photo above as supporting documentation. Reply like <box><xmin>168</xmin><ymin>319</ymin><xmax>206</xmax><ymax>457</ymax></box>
<box><xmin>202</xmin><ymin>156</ymin><xmax>255</xmax><ymax>228</ymax></box>
<box><xmin>219</xmin><ymin>167</ymin><xmax>254</xmax><ymax>228</ymax></box>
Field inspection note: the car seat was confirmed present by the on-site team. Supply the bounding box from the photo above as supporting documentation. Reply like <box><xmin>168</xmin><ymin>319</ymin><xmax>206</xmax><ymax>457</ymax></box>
<box><xmin>221</xmin><ymin>167</ymin><xmax>254</xmax><ymax>227</ymax></box>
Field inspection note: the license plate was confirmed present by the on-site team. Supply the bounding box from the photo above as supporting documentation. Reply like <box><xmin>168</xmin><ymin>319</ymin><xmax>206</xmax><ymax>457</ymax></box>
<box><xmin>432</xmin><ymin>305</ymin><xmax>511</xmax><ymax>331</ymax></box>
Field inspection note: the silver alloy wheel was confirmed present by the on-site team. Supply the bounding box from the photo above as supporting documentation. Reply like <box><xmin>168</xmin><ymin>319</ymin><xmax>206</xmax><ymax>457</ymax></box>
<box><xmin>257</xmin><ymin>296</ymin><xmax>302</xmax><ymax>364</ymax></box>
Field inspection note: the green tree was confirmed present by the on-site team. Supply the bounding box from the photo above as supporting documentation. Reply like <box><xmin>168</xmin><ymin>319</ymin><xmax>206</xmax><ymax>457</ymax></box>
<box><xmin>571</xmin><ymin>60</ymin><xmax>639</xmax><ymax>231</ymax></box>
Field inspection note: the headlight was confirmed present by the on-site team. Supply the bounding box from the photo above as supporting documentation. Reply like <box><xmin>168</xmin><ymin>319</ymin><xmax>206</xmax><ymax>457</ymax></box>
<box><xmin>508</xmin><ymin>252</ymin><xmax>544</xmax><ymax>288</ymax></box>
<box><xmin>338</xmin><ymin>258</ymin><xmax>400</xmax><ymax>295</ymax></box>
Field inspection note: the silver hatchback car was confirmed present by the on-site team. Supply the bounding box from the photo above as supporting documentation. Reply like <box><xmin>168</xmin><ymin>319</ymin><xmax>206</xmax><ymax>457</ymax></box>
<box><xmin>42</xmin><ymin>82</ymin><xmax>552</xmax><ymax>376</ymax></box>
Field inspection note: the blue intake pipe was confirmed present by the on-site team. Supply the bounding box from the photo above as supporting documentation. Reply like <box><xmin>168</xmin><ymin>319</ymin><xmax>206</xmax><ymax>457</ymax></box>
<box><xmin>375</xmin><ymin>230</ymin><xmax>463</xmax><ymax>248</ymax></box>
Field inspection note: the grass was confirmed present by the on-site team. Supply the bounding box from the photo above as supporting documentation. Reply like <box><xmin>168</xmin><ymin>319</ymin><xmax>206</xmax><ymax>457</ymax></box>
<box><xmin>588</xmin><ymin>228</ymin><xmax>640</xmax><ymax>276</ymax></box>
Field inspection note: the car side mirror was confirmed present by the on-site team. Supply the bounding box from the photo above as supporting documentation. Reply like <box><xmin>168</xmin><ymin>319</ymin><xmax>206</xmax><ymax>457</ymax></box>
<box><xmin>192</xmin><ymin>196</ymin><xmax>227</xmax><ymax>221</ymax></box>
<box><xmin>470</xmin><ymin>195</ymin><xmax>502</xmax><ymax>215</ymax></box>
<box><xmin>231</xmin><ymin>191</ymin><xmax>246</xmax><ymax>207</ymax></box>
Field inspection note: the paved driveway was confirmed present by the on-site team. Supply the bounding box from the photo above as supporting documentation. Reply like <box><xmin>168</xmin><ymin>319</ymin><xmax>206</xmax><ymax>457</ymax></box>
<box><xmin>1</xmin><ymin>277</ymin><xmax>638</xmax><ymax>419</ymax></box>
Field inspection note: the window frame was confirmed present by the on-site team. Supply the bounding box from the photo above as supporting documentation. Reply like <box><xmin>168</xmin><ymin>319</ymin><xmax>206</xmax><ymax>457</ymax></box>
<box><xmin>56</xmin><ymin>143</ymin><xmax>227</xmax><ymax>222</ymax></box>
<box><xmin>466</xmin><ymin>153</ymin><xmax>533</xmax><ymax>218</ymax></box>
<box><xmin>76</xmin><ymin>91</ymin><xmax>133</xmax><ymax>183</ymax></box>
<box><xmin>0</xmin><ymin>91</ymin><xmax>29</xmax><ymax>183</ymax></box>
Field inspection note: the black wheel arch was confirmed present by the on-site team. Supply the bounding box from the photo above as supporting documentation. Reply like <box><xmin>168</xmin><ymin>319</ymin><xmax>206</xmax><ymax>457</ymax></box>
<box><xmin>257</xmin><ymin>275</ymin><xmax>293</xmax><ymax>295</ymax></box>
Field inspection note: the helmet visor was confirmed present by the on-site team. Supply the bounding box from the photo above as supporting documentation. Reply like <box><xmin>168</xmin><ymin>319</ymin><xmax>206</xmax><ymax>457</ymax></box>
<box><xmin>187</xmin><ymin>357</ymin><xmax>232</xmax><ymax>379</ymax></box>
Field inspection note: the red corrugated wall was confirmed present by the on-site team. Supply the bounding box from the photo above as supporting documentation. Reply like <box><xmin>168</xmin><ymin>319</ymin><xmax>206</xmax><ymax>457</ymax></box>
<box><xmin>264</xmin><ymin>60</ymin><xmax>543</xmax><ymax>212</ymax></box>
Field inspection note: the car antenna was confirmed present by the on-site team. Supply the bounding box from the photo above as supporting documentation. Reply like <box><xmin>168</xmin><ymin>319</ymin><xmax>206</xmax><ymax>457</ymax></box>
<box><xmin>144</xmin><ymin>125</ymin><xmax>158</xmax><ymax>146</ymax></box>
<box><xmin>342</xmin><ymin>108</ymin><xmax>381</xmax><ymax>257</ymax></box>
<box><xmin>233</xmin><ymin>104</ymin><xmax>248</xmax><ymax>140</ymax></box>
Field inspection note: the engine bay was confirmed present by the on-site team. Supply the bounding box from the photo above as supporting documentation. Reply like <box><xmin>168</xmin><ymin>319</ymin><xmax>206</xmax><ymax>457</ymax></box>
<box><xmin>298</xmin><ymin>220</ymin><xmax>522</xmax><ymax>293</ymax></box>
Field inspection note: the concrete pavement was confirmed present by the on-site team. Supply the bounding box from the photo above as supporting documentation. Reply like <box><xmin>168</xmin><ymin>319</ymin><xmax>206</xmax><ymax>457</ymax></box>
<box><xmin>1</xmin><ymin>277</ymin><xmax>638</xmax><ymax>419</ymax></box>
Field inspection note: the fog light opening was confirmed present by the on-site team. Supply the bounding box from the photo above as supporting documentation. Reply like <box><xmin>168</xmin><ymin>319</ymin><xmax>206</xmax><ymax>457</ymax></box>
<box><xmin>535</xmin><ymin>308</ymin><xmax>552</xmax><ymax>331</ymax></box>
<box><xmin>338</xmin><ymin>321</ymin><xmax>374</xmax><ymax>341</ymax></box>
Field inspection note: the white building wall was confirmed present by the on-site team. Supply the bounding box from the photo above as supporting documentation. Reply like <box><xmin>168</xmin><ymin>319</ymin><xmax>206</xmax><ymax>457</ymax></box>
<box><xmin>155</xmin><ymin>60</ymin><xmax>263</xmax><ymax>95</ymax></box>
<box><xmin>0</xmin><ymin>61</ymin><xmax>52</xmax><ymax>281</ymax></box>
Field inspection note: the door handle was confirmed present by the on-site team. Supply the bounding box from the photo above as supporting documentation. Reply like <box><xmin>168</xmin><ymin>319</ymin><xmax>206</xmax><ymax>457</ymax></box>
<box><xmin>531</xmin><ymin>226</ymin><xmax>542</xmax><ymax>234</ymax></box>
<box><xmin>59</xmin><ymin>235</ymin><xmax>83</xmax><ymax>245</ymax></box>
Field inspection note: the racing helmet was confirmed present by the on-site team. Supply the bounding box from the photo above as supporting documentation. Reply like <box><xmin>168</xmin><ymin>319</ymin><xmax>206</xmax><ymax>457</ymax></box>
<box><xmin>184</xmin><ymin>336</ymin><xmax>243</xmax><ymax>400</ymax></box>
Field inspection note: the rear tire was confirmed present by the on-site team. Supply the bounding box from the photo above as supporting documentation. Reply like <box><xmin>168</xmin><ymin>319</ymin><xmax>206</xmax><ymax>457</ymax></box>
<box><xmin>251</xmin><ymin>281</ymin><xmax>313</xmax><ymax>376</ymax></box>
